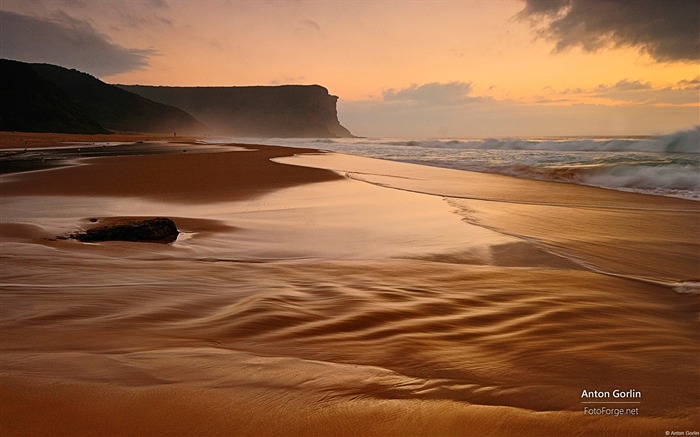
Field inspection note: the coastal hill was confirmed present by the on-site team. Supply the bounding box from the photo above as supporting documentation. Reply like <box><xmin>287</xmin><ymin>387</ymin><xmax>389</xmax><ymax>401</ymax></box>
<box><xmin>1</xmin><ymin>59</ymin><xmax>352</xmax><ymax>138</ymax></box>
<box><xmin>1</xmin><ymin>59</ymin><xmax>204</xmax><ymax>135</ymax></box>
<box><xmin>30</xmin><ymin>62</ymin><xmax>204</xmax><ymax>135</ymax></box>
<box><xmin>119</xmin><ymin>85</ymin><xmax>353</xmax><ymax>138</ymax></box>
<box><xmin>0</xmin><ymin>59</ymin><xmax>107</xmax><ymax>134</ymax></box>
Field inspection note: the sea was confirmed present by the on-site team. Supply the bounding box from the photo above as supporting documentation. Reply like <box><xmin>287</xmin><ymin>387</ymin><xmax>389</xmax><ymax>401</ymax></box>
<box><xmin>228</xmin><ymin>126</ymin><xmax>700</xmax><ymax>201</ymax></box>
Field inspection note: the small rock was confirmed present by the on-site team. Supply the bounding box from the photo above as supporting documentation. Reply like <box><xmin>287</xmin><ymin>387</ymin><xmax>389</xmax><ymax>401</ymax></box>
<box><xmin>71</xmin><ymin>217</ymin><xmax>179</xmax><ymax>243</ymax></box>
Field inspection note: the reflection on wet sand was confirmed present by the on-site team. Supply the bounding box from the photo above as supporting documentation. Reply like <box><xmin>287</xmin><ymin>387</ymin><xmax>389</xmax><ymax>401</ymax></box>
<box><xmin>1</xmin><ymin>141</ymin><xmax>698</xmax><ymax>436</ymax></box>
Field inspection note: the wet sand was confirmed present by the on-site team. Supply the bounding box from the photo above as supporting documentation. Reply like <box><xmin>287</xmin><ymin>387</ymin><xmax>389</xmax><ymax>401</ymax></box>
<box><xmin>1</xmin><ymin>135</ymin><xmax>698</xmax><ymax>436</ymax></box>
<box><xmin>0</xmin><ymin>131</ymin><xmax>200</xmax><ymax>148</ymax></box>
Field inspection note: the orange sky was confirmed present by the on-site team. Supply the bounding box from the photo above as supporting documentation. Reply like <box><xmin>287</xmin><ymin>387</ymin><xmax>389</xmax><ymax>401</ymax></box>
<box><xmin>1</xmin><ymin>0</ymin><xmax>697</xmax><ymax>137</ymax></box>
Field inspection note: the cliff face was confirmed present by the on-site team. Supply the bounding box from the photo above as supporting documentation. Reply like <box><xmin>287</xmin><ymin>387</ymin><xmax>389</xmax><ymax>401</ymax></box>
<box><xmin>1</xmin><ymin>59</ymin><xmax>352</xmax><ymax>138</ymax></box>
<box><xmin>119</xmin><ymin>85</ymin><xmax>353</xmax><ymax>138</ymax></box>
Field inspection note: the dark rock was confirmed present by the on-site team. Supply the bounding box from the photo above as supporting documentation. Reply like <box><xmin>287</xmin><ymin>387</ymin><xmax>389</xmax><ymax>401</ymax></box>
<box><xmin>71</xmin><ymin>217</ymin><xmax>179</xmax><ymax>243</ymax></box>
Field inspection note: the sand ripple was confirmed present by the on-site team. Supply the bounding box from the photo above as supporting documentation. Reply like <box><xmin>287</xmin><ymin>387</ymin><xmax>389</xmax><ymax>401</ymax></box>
<box><xmin>2</xmin><ymin>258</ymin><xmax>697</xmax><ymax>422</ymax></box>
<box><xmin>2</xmin><ymin>147</ymin><xmax>698</xmax><ymax>436</ymax></box>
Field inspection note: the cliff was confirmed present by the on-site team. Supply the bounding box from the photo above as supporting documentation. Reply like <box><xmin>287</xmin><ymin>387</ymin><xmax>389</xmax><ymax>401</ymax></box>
<box><xmin>0</xmin><ymin>59</ymin><xmax>204</xmax><ymax>135</ymax></box>
<box><xmin>1</xmin><ymin>59</ymin><xmax>352</xmax><ymax>138</ymax></box>
<box><xmin>118</xmin><ymin>85</ymin><xmax>353</xmax><ymax>138</ymax></box>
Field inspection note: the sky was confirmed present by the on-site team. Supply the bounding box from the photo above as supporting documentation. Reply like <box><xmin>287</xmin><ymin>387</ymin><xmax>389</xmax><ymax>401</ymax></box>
<box><xmin>0</xmin><ymin>0</ymin><xmax>698</xmax><ymax>138</ymax></box>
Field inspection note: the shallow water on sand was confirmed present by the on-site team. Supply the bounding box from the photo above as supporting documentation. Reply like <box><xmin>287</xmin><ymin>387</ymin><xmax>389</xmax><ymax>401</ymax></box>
<box><xmin>1</xmin><ymin>149</ymin><xmax>698</xmax><ymax>436</ymax></box>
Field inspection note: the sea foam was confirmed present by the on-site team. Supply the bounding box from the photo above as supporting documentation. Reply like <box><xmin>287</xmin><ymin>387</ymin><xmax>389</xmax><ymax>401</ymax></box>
<box><xmin>395</xmin><ymin>126</ymin><xmax>699</xmax><ymax>154</ymax></box>
<box><xmin>228</xmin><ymin>127</ymin><xmax>700</xmax><ymax>200</ymax></box>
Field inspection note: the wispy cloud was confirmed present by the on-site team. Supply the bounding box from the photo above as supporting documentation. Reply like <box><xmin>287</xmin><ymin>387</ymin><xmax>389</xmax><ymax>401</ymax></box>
<box><xmin>596</xmin><ymin>80</ymin><xmax>652</xmax><ymax>92</ymax></box>
<box><xmin>0</xmin><ymin>10</ymin><xmax>156</xmax><ymax>77</ymax></box>
<box><xmin>557</xmin><ymin>78</ymin><xmax>700</xmax><ymax>105</ymax></box>
<box><xmin>384</xmin><ymin>82</ymin><xmax>481</xmax><ymax>106</ymax></box>
<box><xmin>518</xmin><ymin>0</ymin><xmax>699</xmax><ymax>63</ymax></box>
<box><xmin>296</xmin><ymin>19</ymin><xmax>321</xmax><ymax>33</ymax></box>
<box><xmin>677</xmin><ymin>77</ymin><xmax>700</xmax><ymax>90</ymax></box>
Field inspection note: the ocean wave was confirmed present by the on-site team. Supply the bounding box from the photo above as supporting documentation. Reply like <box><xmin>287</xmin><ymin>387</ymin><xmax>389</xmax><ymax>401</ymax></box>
<box><xmin>398</xmin><ymin>127</ymin><xmax>700</xmax><ymax>154</ymax></box>
<box><xmin>584</xmin><ymin>164</ymin><xmax>700</xmax><ymax>191</ymax></box>
<box><xmin>228</xmin><ymin>127</ymin><xmax>700</xmax><ymax>200</ymax></box>
<box><xmin>489</xmin><ymin>162</ymin><xmax>700</xmax><ymax>200</ymax></box>
<box><xmin>673</xmin><ymin>282</ymin><xmax>700</xmax><ymax>295</ymax></box>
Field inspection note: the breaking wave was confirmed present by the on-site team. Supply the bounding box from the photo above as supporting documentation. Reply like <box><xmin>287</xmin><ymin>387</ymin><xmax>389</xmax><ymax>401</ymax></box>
<box><xmin>494</xmin><ymin>162</ymin><xmax>700</xmax><ymax>200</ymax></box>
<box><xmin>395</xmin><ymin>126</ymin><xmax>699</xmax><ymax>154</ymax></box>
<box><xmin>230</xmin><ymin>127</ymin><xmax>700</xmax><ymax>200</ymax></box>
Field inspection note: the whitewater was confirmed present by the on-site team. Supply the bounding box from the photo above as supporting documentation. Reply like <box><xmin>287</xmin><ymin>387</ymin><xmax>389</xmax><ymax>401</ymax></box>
<box><xmin>231</xmin><ymin>126</ymin><xmax>700</xmax><ymax>201</ymax></box>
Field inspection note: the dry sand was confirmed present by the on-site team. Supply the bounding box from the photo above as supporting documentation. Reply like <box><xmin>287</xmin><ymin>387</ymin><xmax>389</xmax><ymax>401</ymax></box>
<box><xmin>1</xmin><ymin>134</ymin><xmax>698</xmax><ymax>436</ymax></box>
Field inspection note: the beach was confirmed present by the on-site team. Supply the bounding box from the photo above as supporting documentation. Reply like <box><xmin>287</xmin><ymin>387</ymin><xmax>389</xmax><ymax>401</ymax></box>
<box><xmin>1</xmin><ymin>133</ymin><xmax>698</xmax><ymax>436</ymax></box>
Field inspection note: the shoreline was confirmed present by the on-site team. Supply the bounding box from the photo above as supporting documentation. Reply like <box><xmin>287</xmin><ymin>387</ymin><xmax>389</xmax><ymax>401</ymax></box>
<box><xmin>0</xmin><ymin>134</ymin><xmax>342</xmax><ymax>203</ymax></box>
<box><xmin>248</xmin><ymin>134</ymin><xmax>700</xmax><ymax>203</ymax></box>
<box><xmin>3</xmin><ymin>131</ymin><xmax>698</xmax><ymax>203</ymax></box>
<box><xmin>1</xmin><ymin>132</ymin><xmax>698</xmax><ymax>436</ymax></box>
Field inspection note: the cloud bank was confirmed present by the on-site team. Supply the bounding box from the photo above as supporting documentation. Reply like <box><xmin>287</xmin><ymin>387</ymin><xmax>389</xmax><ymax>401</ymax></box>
<box><xmin>560</xmin><ymin>78</ymin><xmax>700</xmax><ymax>105</ymax></box>
<box><xmin>0</xmin><ymin>10</ymin><xmax>155</xmax><ymax>77</ymax></box>
<box><xmin>340</xmin><ymin>79</ymin><xmax>699</xmax><ymax>137</ymax></box>
<box><xmin>384</xmin><ymin>82</ymin><xmax>480</xmax><ymax>106</ymax></box>
<box><xmin>518</xmin><ymin>0</ymin><xmax>699</xmax><ymax>62</ymax></box>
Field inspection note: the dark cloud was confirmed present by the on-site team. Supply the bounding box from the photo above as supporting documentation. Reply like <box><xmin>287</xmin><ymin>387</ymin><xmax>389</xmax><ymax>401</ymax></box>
<box><xmin>0</xmin><ymin>10</ymin><xmax>155</xmax><ymax>76</ymax></box>
<box><xmin>2</xmin><ymin>0</ymin><xmax>172</xmax><ymax>29</ymax></box>
<box><xmin>518</xmin><ymin>0</ymin><xmax>699</xmax><ymax>62</ymax></box>
<box><xmin>384</xmin><ymin>82</ymin><xmax>479</xmax><ymax>106</ymax></box>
